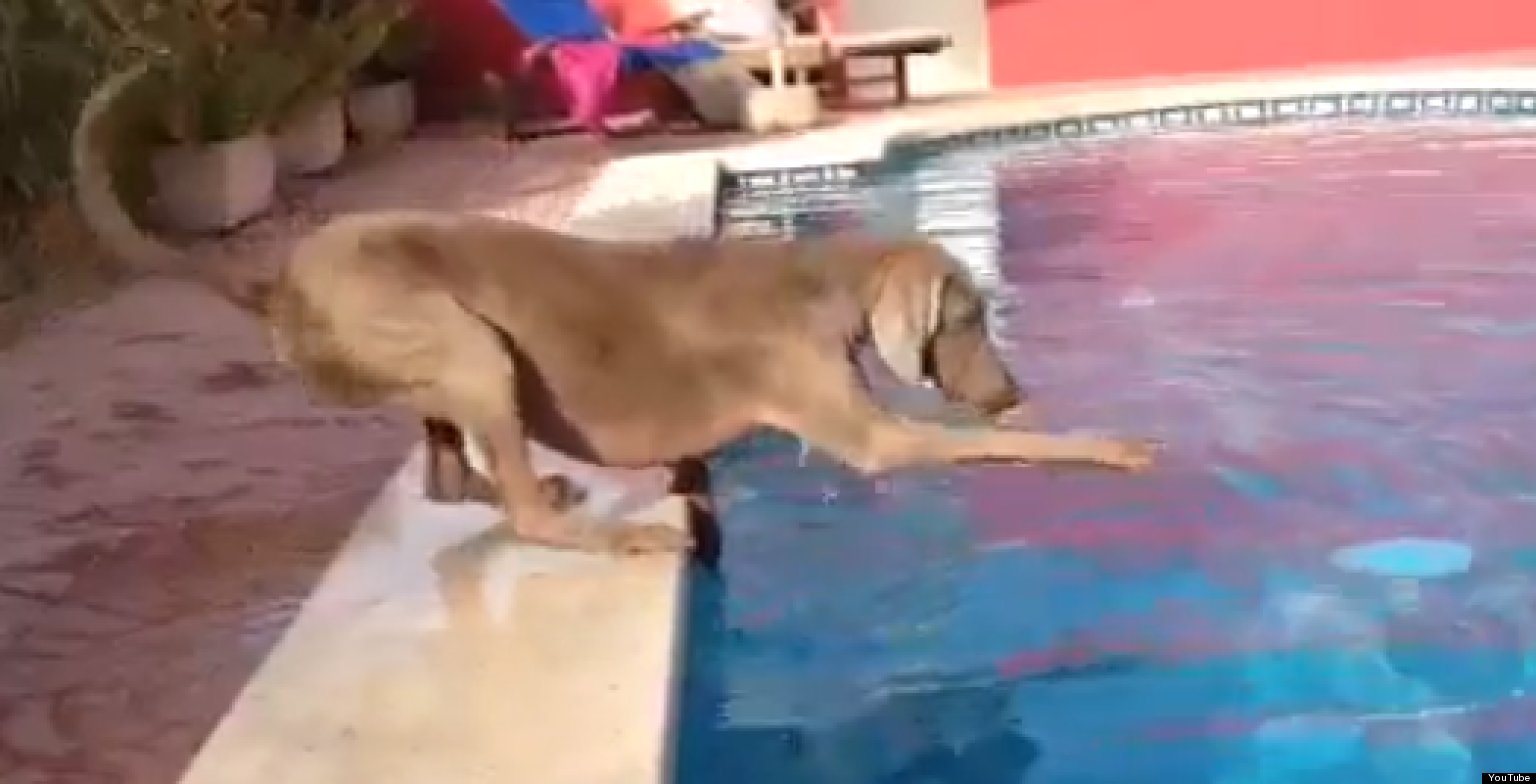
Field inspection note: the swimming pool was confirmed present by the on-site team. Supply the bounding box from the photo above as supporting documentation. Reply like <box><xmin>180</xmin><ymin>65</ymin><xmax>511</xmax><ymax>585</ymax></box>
<box><xmin>679</xmin><ymin>118</ymin><xmax>1536</xmax><ymax>783</ymax></box>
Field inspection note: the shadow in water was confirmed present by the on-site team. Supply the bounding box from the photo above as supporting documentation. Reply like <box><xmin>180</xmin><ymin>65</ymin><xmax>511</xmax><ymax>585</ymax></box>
<box><xmin>676</xmin><ymin>567</ymin><xmax>1044</xmax><ymax>784</ymax></box>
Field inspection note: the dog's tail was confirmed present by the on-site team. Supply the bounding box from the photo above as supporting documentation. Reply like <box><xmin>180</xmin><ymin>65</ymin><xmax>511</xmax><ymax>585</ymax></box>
<box><xmin>72</xmin><ymin>62</ymin><xmax>276</xmax><ymax>320</ymax></box>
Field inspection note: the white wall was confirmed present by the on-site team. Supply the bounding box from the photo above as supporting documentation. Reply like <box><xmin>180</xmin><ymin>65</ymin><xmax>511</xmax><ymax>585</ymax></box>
<box><xmin>839</xmin><ymin>0</ymin><xmax>991</xmax><ymax>98</ymax></box>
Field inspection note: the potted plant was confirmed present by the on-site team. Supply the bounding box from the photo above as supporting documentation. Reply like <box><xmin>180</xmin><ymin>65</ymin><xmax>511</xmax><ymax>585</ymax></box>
<box><xmin>81</xmin><ymin>0</ymin><xmax>295</xmax><ymax>234</ymax></box>
<box><xmin>269</xmin><ymin>0</ymin><xmax>404</xmax><ymax>175</ymax></box>
<box><xmin>347</xmin><ymin>7</ymin><xmax>427</xmax><ymax>145</ymax></box>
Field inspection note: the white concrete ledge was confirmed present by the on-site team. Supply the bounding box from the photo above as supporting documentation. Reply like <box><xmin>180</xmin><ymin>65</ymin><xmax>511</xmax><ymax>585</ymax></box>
<box><xmin>175</xmin><ymin>61</ymin><xmax>1536</xmax><ymax>784</ymax></box>
<box><xmin>175</xmin><ymin>445</ymin><xmax>688</xmax><ymax>784</ymax></box>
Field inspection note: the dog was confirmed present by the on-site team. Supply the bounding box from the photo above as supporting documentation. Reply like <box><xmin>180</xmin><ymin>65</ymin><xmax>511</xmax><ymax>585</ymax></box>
<box><xmin>241</xmin><ymin>210</ymin><xmax>1157</xmax><ymax>555</ymax></box>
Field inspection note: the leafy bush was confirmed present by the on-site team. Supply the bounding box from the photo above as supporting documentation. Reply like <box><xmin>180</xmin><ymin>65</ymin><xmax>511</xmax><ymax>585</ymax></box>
<box><xmin>0</xmin><ymin>0</ymin><xmax>116</xmax><ymax>301</ymax></box>
<box><xmin>0</xmin><ymin>0</ymin><xmax>107</xmax><ymax>237</ymax></box>
<box><xmin>359</xmin><ymin>6</ymin><xmax>428</xmax><ymax>86</ymax></box>
<box><xmin>76</xmin><ymin>0</ymin><xmax>303</xmax><ymax>144</ymax></box>
<box><xmin>72</xmin><ymin>0</ymin><xmax>411</xmax><ymax>140</ymax></box>
<box><xmin>0</xmin><ymin>0</ymin><xmax>414</xmax><ymax>304</ymax></box>
<box><xmin>271</xmin><ymin>0</ymin><xmax>408</xmax><ymax>120</ymax></box>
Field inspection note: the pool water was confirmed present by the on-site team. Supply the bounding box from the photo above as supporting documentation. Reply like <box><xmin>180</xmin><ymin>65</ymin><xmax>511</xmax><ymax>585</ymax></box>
<box><xmin>679</xmin><ymin>122</ymin><xmax>1536</xmax><ymax>783</ymax></box>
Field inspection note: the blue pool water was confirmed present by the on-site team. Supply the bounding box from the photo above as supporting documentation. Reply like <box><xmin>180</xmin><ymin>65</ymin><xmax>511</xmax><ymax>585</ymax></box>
<box><xmin>678</xmin><ymin>122</ymin><xmax>1536</xmax><ymax>783</ymax></box>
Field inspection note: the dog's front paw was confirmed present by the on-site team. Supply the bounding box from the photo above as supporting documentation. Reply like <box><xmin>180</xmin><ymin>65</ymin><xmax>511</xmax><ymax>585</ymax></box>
<box><xmin>608</xmin><ymin>523</ymin><xmax>693</xmax><ymax>555</ymax></box>
<box><xmin>537</xmin><ymin>473</ymin><xmax>588</xmax><ymax>511</ymax></box>
<box><xmin>1098</xmin><ymin>438</ymin><xmax>1160</xmax><ymax>472</ymax></box>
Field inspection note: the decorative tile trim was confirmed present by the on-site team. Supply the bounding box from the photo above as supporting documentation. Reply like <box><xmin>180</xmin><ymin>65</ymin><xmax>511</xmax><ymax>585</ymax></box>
<box><xmin>886</xmin><ymin>88</ymin><xmax>1536</xmax><ymax>160</ymax></box>
<box><xmin>715</xmin><ymin>87</ymin><xmax>1536</xmax><ymax>234</ymax></box>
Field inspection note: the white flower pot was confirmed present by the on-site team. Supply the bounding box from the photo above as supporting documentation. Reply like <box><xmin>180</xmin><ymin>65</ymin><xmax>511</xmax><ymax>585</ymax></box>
<box><xmin>150</xmin><ymin>134</ymin><xmax>276</xmax><ymax>234</ymax></box>
<box><xmin>346</xmin><ymin>80</ymin><xmax>416</xmax><ymax>145</ymax></box>
<box><xmin>275</xmin><ymin>96</ymin><xmax>346</xmax><ymax>176</ymax></box>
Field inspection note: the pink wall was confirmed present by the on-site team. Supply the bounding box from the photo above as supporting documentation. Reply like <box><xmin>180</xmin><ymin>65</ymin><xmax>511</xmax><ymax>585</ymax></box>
<box><xmin>420</xmin><ymin>0</ymin><xmax>1536</xmax><ymax>114</ymax></box>
<box><xmin>987</xmin><ymin>0</ymin><xmax>1536</xmax><ymax>88</ymax></box>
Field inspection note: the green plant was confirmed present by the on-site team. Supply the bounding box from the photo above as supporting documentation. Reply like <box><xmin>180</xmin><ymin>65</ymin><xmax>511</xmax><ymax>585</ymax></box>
<box><xmin>0</xmin><ymin>0</ymin><xmax>108</xmax><ymax>233</ymax></box>
<box><xmin>359</xmin><ymin>8</ymin><xmax>428</xmax><ymax>85</ymax></box>
<box><xmin>268</xmin><ymin>0</ymin><xmax>407</xmax><ymax>120</ymax></box>
<box><xmin>77</xmin><ymin>0</ymin><xmax>298</xmax><ymax>144</ymax></box>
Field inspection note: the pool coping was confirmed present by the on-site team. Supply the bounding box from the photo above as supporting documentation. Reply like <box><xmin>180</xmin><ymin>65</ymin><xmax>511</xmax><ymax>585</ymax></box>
<box><xmin>172</xmin><ymin>62</ymin><xmax>1536</xmax><ymax>784</ymax></box>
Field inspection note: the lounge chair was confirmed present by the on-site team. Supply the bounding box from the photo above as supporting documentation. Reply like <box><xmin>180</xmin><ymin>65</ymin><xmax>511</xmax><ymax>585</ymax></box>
<box><xmin>682</xmin><ymin>0</ymin><xmax>953</xmax><ymax>105</ymax></box>
<box><xmin>822</xmin><ymin>28</ymin><xmax>953</xmax><ymax>105</ymax></box>
<box><xmin>493</xmin><ymin>0</ymin><xmax>756</xmax><ymax>135</ymax></box>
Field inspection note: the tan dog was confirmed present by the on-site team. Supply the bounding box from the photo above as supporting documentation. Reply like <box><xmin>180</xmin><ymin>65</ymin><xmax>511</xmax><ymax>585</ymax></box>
<box><xmin>253</xmin><ymin>211</ymin><xmax>1157</xmax><ymax>555</ymax></box>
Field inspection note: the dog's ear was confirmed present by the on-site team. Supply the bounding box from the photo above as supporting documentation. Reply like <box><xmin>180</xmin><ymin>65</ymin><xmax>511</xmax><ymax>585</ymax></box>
<box><xmin>868</xmin><ymin>246</ymin><xmax>945</xmax><ymax>386</ymax></box>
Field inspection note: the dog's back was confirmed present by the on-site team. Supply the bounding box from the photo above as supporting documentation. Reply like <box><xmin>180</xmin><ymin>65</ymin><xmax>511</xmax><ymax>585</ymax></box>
<box><xmin>273</xmin><ymin>212</ymin><xmax>866</xmax><ymax>461</ymax></box>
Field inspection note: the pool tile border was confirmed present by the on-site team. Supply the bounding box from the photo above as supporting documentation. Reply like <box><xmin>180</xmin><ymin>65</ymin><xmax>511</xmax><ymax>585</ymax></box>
<box><xmin>893</xmin><ymin>88</ymin><xmax>1536</xmax><ymax>158</ymax></box>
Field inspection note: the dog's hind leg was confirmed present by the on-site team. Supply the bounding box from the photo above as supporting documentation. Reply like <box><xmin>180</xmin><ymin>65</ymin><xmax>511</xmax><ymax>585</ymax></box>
<box><xmin>426</xmin><ymin>328</ymin><xmax>688</xmax><ymax>553</ymax></box>
<box><xmin>474</xmin><ymin>409</ymin><xmax>689</xmax><ymax>554</ymax></box>
<box><xmin>423</xmin><ymin>417</ymin><xmax>492</xmax><ymax>502</ymax></box>
<box><xmin>423</xmin><ymin>417</ymin><xmax>588</xmax><ymax>510</ymax></box>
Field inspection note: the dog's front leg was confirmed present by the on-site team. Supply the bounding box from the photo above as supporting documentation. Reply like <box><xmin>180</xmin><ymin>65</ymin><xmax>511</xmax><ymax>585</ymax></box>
<box><xmin>770</xmin><ymin>387</ymin><xmax>1157</xmax><ymax>475</ymax></box>
<box><xmin>855</xmin><ymin>419</ymin><xmax>1156</xmax><ymax>474</ymax></box>
<box><xmin>886</xmin><ymin>421</ymin><xmax>1159</xmax><ymax>472</ymax></box>
<box><xmin>669</xmin><ymin>457</ymin><xmax>720</xmax><ymax>569</ymax></box>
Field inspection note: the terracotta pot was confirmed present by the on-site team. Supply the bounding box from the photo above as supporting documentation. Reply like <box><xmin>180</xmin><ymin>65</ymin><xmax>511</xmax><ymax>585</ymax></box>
<box><xmin>150</xmin><ymin>134</ymin><xmax>276</xmax><ymax>234</ymax></box>
<box><xmin>275</xmin><ymin>96</ymin><xmax>347</xmax><ymax>175</ymax></box>
<box><xmin>346</xmin><ymin>80</ymin><xmax>416</xmax><ymax>144</ymax></box>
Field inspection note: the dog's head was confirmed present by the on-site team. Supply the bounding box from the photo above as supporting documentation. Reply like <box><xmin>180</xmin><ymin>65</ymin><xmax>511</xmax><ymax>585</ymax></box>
<box><xmin>866</xmin><ymin>242</ymin><xmax>1031</xmax><ymax>424</ymax></box>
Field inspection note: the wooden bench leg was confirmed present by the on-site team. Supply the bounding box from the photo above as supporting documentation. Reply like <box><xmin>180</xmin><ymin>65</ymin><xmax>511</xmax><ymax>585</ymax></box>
<box><xmin>891</xmin><ymin>54</ymin><xmax>910</xmax><ymax>104</ymax></box>
<box><xmin>823</xmin><ymin>59</ymin><xmax>851</xmax><ymax>107</ymax></box>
